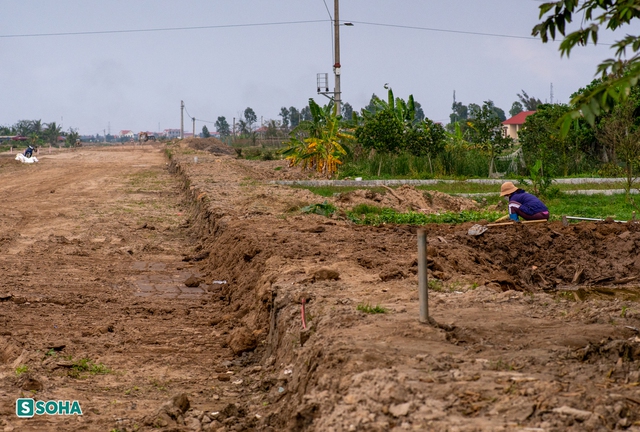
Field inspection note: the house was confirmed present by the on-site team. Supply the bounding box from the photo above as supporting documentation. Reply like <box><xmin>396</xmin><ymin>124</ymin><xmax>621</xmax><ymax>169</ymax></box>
<box><xmin>502</xmin><ymin>111</ymin><xmax>536</xmax><ymax>140</ymax></box>
<box><xmin>162</xmin><ymin>129</ymin><xmax>181</xmax><ymax>139</ymax></box>
<box><xmin>119</xmin><ymin>130</ymin><xmax>135</xmax><ymax>139</ymax></box>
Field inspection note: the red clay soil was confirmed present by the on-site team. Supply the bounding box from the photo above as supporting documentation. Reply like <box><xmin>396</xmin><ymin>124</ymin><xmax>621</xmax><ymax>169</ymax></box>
<box><xmin>1</xmin><ymin>143</ymin><xmax>640</xmax><ymax>432</ymax></box>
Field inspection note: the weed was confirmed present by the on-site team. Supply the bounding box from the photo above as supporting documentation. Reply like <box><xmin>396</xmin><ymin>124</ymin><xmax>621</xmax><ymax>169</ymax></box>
<box><xmin>621</xmin><ymin>306</ymin><xmax>628</xmax><ymax>318</ymax></box>
<box><xmin>68</xmin><ymin>358</ymin><xmax>111</xmax><ymax>378</ymax></box>
<box><xmin>274</xmin><ymin>166</ymin><xmax>282</xmax><ymax>171</ymax></box>
<box><xmin>356</xmin><ymin>303</ymin><xmax>387</xmax><ymax>314</ymax></box>
<box><xmin>15</xmin><ymin>365</ymin><xmax>29</xmax><ymax>376</ymax></box>
<box><xmin>471</xmin><ymin>282</ymin><xmax>479</xmax><ymax>290</ymax></box>
<box><xmin>301</xmin><ymin>201</ymin><xmax>337</xmax><ymax>217</ymax></box>
<box><xmin>45</xmin><ymin>349</ymin><xmax>56</xmax><ymax>357</ymax></box>
<box><xmin>428</xmin><ymin>279</ymin><xmax>444</xmax><ymax>292</ymax></box>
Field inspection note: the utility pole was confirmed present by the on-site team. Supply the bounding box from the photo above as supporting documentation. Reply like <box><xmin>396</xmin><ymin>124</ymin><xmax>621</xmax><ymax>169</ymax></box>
<box><xmin>333</xmin><ymin>0</ymin><xmax>341</xmax><ymax>115</ymax></box>
<box><xmin>180</xmin><ymin>100</ymin><xmax>184</xmax><ymax>139</ymax></box>
<box><xmin>103</xmin><ymin>129</ymin><xmax>106</xmax><ymax>143</ymax></box>
<box><xmin>233</xmin><ymin>117</ymin><xmax>236</xmax><ymax>137</ymax></box>
<box><xmin>192</xmin><ymin>117</ymin><xmax>196</xmax><ymax>138</ymax></box>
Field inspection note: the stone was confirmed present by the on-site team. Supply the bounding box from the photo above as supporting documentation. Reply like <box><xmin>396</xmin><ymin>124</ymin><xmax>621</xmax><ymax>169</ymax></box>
<box><xmin>227</xmin><ymin>328</ymin><xmax>257</xmax><ymax>355</ymax></box>
<box><xmin>389</xmin><ymin>402</ymin><xmax>411</xmax><ymax>417</ymax></box>
<box><xmin>553</xmin><ymin>405</ymin><xmax>592</xmax><ymax>422</ymax></box>
<box><xmin>312</xmin><ymin>268</ymin><xmax>340</xmax><ymax>281</ymax></box>
<box><xmin>184</xmin><ymin>276</ymin><xmax>202</xmax><ymax>288</ymax></box>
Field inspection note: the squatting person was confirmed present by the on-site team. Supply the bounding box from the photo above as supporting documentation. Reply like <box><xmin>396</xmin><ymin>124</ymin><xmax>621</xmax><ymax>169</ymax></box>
<box><xmin>500</xmin><ymin>181</ymin><xmax>549</xmax><ymax>221</ymax></box>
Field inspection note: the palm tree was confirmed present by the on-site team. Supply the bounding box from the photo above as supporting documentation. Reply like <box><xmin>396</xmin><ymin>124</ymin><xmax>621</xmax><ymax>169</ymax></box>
<box><xmin>44</xmin><ymin>122</ymin><xmax>62</xmax><ymax>146</ymax></box>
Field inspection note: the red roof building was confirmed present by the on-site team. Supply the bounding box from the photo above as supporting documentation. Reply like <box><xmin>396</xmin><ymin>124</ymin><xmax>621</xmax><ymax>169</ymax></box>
<box><xmin>502</xmin><ymin>111</ymin><xmax>535</xmax><ymax>140</ymax></box>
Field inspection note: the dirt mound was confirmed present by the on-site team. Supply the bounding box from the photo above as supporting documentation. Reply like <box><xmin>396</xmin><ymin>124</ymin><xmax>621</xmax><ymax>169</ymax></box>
<box><xmin>337</xmin><ymin>185</ymin><xmax>480</xmax><ymax>213</ymax></box>
<box><xmin>183</xmin><ymin>137</ymin><xmax>235</xmax><ymax>155</ymax></box>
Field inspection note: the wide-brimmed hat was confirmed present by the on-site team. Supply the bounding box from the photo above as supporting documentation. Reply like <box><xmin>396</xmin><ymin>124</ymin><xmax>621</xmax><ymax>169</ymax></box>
<box><xmin>500</xmin><ymin>181</ymin><xmax>518</xmax><ymax>196</ymax></box>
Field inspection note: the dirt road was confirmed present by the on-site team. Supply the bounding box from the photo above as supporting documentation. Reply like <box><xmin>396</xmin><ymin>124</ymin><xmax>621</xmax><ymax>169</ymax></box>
<box><xmin>0</xmin><ymin>147</ymin><xmax>242</xmax><ymax>431</ymax></box>
<box><xmin>1</xmin><ymin>143</ymin><xmax>640</xmax><ymax>431</ymax></box>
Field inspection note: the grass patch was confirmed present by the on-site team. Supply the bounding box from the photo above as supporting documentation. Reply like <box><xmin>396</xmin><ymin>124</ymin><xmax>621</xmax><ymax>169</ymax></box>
<box><xmin>15</xmin><ymin>365</ymin><xmax>29</xmax><ymax>376</ymax></box>
<box><xmin>546</xmin><ymin>193</ymin><xmax>639</xmax><ymax>221</ymax></box>
<box><xmin>69</xmin><ymin>358</ymin><xmax>111</xmax><ymax>378</ymax></box>
<box><xmin>301</xmin><ymin>201</ymin><xmax>337</xmax><ymax>217</ymax></box>
<box><xmin>356</xmin><ymin>303</ymin><xmax>388</xmax><ymax>314</ymax></box>
<box><xmin>347</xmin><ymin>208</ymin><xmax>503</xmax><ymax>226</ymax></box>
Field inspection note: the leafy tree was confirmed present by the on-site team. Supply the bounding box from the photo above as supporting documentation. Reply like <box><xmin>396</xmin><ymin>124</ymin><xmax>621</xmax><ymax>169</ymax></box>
<box><xmin>596</xmin><ymin>98</ymin><xmax>640</xmax><ymax>195</ymax></box>
<box><xmin>517</xmin><ymin>90</ymin><xmax>542</xmax><ymax>111</ymax></box>
<box><xmin>289</xmin><ymin>106</ymin><xmax>301</xmax><ymax>128</ymax></box>
<box><xmin>532</xmin><ymin>1</ymin><xmax>640</xmax><ymax>130</ymax></box>
<box><xmin>466</xmin><ymin>100</ymin><xmax>513</xmax><ymax>176</ymax></box>
<box><xmin>509</xmin><ymin>101</ymin><xmax>524</xmax><ymax>118</ymax></box>
<box><xmin>202</xmin><ymin>125</ymin><xmax>211</xmax><ymax>138</ymax></box>
<box><xmin>363</xmin><ymin>94</ymin><xmax>380</xmax><ymax>115</ymax></box>
<box><xmin>414</xmin><ymin>101</ymin><xmax>425</xmax><ymax>123</ymax></box>
<box><xmin>265</xmin><ymin>120</ymin><xmax>280</xmax><ymax>138</ymax></box>
<box><xmin>215</xmin><ymin>116</ymin><xmax>231</xmax><ymax>137</ymax></box>
<box><xmin>300</xmin><ymin>106</ymin><xmax>312</xmax><ymax>122</ymax></box>
<box><xmin>449</xmin><ymin>101</ymin><xmax>468</xmax><ymax>124</ymax></box>
<box><xmin>279</xmin><ymin>107</ymin><xmax>290</xmax><ymax>130</ymax></box>
<box><xmin>341</xmin><ymin>102</ymin><xmax>353</xmax><ymax>120</ymax></box>
<box><xmin>356</xmin><ymin>87</ymin><xmax>446</xmax><ymax>175</ymax></box>
<box><xmin>237</xmin><ymin>119</ymin><xmax>250</xmax><ymax>136</ymax></box>
<box><xmin>244</xmin><ymin>107</ymin><xmax>257</xmax><ymax>131</ymax></box>
<box><xmin>518</xmin><ymin>103</ymin><xmax>595</xmax><ymax>178</ymax></box>
<box><xmin>65</xmin><ymin>128</ymin><xmax>79</xmax><ymax>147</ymax></box>
<box><xmin>282</xmin><ymin>99</ymin><xmax>354</xmax><ymax>177</ymax></box>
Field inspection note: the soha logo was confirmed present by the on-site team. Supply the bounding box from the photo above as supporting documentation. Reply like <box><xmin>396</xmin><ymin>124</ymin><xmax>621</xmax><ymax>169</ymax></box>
<box><xmin>16</xmin><ymin>398</ymin><xmax>82</xmax><ymax>418</ymax></box>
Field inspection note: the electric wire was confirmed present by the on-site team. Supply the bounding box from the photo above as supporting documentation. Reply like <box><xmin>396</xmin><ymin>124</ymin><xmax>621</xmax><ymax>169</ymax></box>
<box><xmin>0</xmin><ymin>20</ymin><xmax>328</xmax><ymax>39</ymax></box>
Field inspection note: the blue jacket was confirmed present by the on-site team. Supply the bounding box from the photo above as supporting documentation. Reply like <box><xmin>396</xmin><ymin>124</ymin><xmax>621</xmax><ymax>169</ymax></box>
<box><xmin>508</xmin><ymin>190</ymin><xmax>548</xmax><ymax>215</ymax></box>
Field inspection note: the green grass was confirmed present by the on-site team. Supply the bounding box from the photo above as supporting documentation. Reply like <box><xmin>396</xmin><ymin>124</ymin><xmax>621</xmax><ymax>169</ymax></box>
<box><xmin>15</xmin><ymin>365</ymin><xmax>28</xmax><ymax>376</ymax></box>
<box><xmin>546</xmin><ymin>193</ymin><xmax>639</xmax><ymax>220</ymax></box>
<box><xmin>347</xmin><ymin>208</ymin><xmax>503</xmax><ymax>226</ymax></box>
<box><xmin>69</xmin><ymin>358</ymin><xmax>111</xmax><ymax>378</ymax></box>
<box><xmin>295</xmin><ymin>182</ymin><xmax>631</xmax><ymax>197</ymax></box>
<box><xmin>356</xmin><ymin>303</ymin><xmax>388</xmax><ymax>314</ymax></box>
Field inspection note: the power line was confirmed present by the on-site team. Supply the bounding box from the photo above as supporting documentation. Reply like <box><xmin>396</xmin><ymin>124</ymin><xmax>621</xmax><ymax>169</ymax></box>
<box><xmin>183</xmin><ymin>103</ymin><xmax>218</xmax><ymax>125</ymax></box>
<box><xmin>0</xmin><ymin>20</ymin><xmax>328</xmax><ymax>39</ymax></box>
<box><xmin>345</xmin><ymin>20</ymin><xmax>613</xmax><ymax>46</ymax></box>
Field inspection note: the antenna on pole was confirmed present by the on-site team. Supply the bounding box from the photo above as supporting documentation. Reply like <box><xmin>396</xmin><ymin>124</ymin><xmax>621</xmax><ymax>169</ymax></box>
<box><xmin>550</xmin><ymin>83</ymin><xmax>554</xmax><ymax>104</ymax></box>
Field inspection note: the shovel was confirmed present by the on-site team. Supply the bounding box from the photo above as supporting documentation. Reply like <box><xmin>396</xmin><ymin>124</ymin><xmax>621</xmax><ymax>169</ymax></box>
<box><xmin>468</xmin><ymin>217</ymin><xmax>548</xmax><ymax>236</ymax></box>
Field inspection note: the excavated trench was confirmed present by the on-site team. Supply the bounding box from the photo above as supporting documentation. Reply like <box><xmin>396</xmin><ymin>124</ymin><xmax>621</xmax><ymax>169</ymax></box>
<box><xmin>167</xmin><ymin>154</ymin><xmax>640</xmax><ymax>431</ymax></box>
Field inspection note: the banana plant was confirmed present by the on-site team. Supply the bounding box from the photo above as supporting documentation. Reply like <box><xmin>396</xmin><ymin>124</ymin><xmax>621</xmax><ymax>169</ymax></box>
<box><xmin>282</xmin><ymin>99</ymin><xmax>354</xmax><ymax>178</ymax></box>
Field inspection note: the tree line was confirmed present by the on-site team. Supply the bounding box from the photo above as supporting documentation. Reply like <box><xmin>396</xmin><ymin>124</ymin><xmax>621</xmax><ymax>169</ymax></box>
<box><xmin>0</xmin><ymin>120</ymin><xmax>79</xmax><ymax>147</ymax></box>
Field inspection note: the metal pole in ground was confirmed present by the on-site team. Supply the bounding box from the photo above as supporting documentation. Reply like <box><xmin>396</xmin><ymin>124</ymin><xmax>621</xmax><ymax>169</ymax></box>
<box><xmin>417</xmin><ymin>229</ymin><xmax>429</xmax><ymax>323</ymax></box>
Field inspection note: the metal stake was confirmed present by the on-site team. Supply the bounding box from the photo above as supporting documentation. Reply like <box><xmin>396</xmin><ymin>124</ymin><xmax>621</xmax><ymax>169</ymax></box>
<box><xmin>417</xmin><ymin>229</ymin><xmax>429</xmax><ymax>324</ymax></box>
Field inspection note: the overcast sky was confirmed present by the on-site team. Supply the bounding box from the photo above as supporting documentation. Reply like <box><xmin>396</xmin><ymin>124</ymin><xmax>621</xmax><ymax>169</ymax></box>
<box><xmin>1</xmin><ymin>1</ymin><xmax>638</xmax><ymax>136</ymax></box>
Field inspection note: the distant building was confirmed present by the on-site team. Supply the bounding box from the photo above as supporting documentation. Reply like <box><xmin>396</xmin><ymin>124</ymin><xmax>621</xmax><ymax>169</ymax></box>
<box><xmin>502</xmin><ymin>111</ymin><xmax>536</xmax><ymax>140</ymax></box>
<box><xmin>162</xmin><ymin>129</ymin><xmax>181</xmax><ymax>139</ymax></box>
<box><xmin>119</xmin><ymin>130</ymin><xmax>135</xmax><ymax>139</ymax></box>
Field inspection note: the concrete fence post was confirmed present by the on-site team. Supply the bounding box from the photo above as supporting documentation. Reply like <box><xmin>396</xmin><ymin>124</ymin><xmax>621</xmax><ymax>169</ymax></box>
<box><xmin>417</xmin><ymin>229</ymin><xmax>429</xmax><ymax>324</ymax></box>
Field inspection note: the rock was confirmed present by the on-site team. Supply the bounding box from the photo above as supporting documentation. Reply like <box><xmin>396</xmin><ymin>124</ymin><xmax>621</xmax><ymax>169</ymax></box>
<box><xmin>300</xmin><ymin>329</ymin><xmax>312</xmax><ymax>347</ymax></box>
<box><xmin>553</xmin><ymin>405</ymin><xmax>592</xmax><ymax>422</ymax></box>
<box><xmin>379</xmin><ymin>269</ymin><xmax>406</xmax><ymax>282</ymax></box>
<box><xmin>389</xmin><ymin>402</ymin><xmax>411</xmax><ymax>417</ymax></box>
<box><xmin>144</xmin><ymin>393</ymin><xmax>190</xmax><ymax>427</ymax></box>
<box><xmin>18</xmin><ymin>376</ymin><xmax>43</xmax><ymax>391</ymax></box>
<box><xmin>228</xmin><ymin>328</ymin><xmax>257</xmax><ymax>355</ymax></box>
<box><xmin>312</xmin><ymin>268</ymin><xmax>340</xmax><ymax>281</ymax></box>
<box><xmin>217</xmin><ymin>374</ymin><xmax>231</xmax><ymax>382</ymax></box>
<box><xmin>218</xmin><ymin>403</ymin><xmax>246</xmax><ymax>420</ymax></box>
<box><xmin>184</xmin><ymin>276</ymin><xmax>202</xmax><ymax>287</ymax></box>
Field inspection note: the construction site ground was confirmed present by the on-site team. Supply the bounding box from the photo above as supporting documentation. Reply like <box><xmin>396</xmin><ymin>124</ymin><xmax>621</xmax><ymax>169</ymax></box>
<box><xmin>1</xmin><ymin>142</ymin><xmax>640</xmax><ymax>432</ymax></box>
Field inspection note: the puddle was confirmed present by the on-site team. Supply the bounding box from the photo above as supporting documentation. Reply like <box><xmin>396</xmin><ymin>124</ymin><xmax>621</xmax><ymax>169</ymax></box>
<box><xmin>130</xmin><ymin>261</ymin><xmax>209</xmax><ymax>299</ymax></box>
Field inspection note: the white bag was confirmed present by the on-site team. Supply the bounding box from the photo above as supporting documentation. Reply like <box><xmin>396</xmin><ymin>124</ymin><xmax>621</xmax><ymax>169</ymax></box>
<box><xmin>15</xmin><ymin>154</ymin><xmax>38</xmax><ymax>164</ymax></box>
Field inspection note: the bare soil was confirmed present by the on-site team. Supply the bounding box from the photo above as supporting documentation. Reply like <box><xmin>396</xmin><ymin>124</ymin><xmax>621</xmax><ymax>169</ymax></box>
<box><xmin>1</xmin><ymin>143</ymin><xmax>640</xmax><ymax>432</ymax></box>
